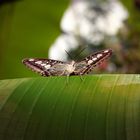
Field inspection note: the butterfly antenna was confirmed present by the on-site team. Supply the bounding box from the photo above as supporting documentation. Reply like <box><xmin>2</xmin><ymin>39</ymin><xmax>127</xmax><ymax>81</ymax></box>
<box><xmin>65</xmin><ymin>50</ymin><xmax>73</xmax><ymax>60</ymax></box>
<box><xmin>65</xmin><ymin>47</ymin><xmax>87</xmax><ymax>60</ymax></box>
<box><xmin>78</xmin><ymin>47</ymin><xmax>86</xmax><ymax>55</ymax></box>
<box><xmin>74</xmin><ymin>47</ymin><xmax>87</xmax><ymax>60</ymax></box>
<box><xmin>64</xmin><ymin>75</ymin><xmax>69</xmax><ymax>86</ymax></box>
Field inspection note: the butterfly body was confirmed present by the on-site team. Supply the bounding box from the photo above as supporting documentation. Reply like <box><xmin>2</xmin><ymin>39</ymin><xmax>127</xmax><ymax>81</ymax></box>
<box><xmin>22</xmin><ymin>49</ymin><xmax>112</xmax><ymax>77</ymax></box>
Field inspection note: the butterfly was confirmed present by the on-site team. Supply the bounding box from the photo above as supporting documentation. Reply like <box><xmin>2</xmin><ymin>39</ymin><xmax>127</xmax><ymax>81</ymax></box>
<box><xmin>22</xmin><ymin>49</ymin><xmax>112</xmax><ymax>77</ymax></box>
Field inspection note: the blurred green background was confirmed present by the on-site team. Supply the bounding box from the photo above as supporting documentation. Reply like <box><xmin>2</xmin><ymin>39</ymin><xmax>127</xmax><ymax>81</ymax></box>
<box><xmin>0</xmin><ymin>0</ymin><xmax>140</xmax><ymax>79</ymax></box>
<box><xmin>0</xmin><ymin>0</ymin><xmax>69</xmax><ymax>79</ymax></box>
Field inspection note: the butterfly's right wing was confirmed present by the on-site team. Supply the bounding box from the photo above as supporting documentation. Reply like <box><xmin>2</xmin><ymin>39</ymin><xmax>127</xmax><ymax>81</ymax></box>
<box><xmin>73</xmin><ymin>49</ymin><xmax>112</xmax><ymax>75</ymax></box>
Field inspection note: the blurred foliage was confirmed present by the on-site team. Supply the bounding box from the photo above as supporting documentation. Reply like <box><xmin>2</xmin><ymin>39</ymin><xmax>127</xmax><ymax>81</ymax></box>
<box><xmin>90</xmin><ymin>0</ymin><xmax>140</xmax><ymax>74</ymax></box>
<box><xmin>121</xmin><ymin>0</ymin><xmax>140</xmax><ymax>32</ymax></box>
<box><xmin>0</xmin><ymin>75</ymin><xmax>140</xmax><ymax>139</ymax></box>
<box><xmin>0</xmin><ymin>0</ymin><xmax>69</xmax><ymax>79</ymax></box>
<box><xmin>114</xmin><ymin>0</ymin><xmax>140</xmax><ymax>73</ymax></box>
<box><xmin>0</xmin><ymin>0</ymin><xmax>20</xmax><ymax>6</ymax></box>
<box><xmin>0</xmin><ymin>0</ymin><xmax>140</xmax><ymax>79</ymax></box>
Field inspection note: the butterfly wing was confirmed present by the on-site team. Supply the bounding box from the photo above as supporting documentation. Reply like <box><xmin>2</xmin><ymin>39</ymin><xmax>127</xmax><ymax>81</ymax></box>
<box><xmin>23</xmin><ymin>49</ymin><xmax>112</xmax><ymax>77</ymax></box>
<box><xmin>22</xmin><ymin>58</ymin><xmax>68</xmax><ymax>76</ymax></box>
<box><xmin>73</xmin><ymin>49</ymin><xmax>112</xmax><ymax>75</ymax></box>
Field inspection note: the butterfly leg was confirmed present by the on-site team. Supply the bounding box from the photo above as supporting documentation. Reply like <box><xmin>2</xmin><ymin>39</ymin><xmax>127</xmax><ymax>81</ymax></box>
<box><xmin>80</xmin><ymin>75</ymin><xmax>84</xmax><ymax>82</ymax></box>
<box><xmin>66</xmin><ymin>75</ymin><xmax>70</xmax><ymax>85</ymax></box>
<box><xmin>60</xmin><ymin>70</ymin><xmax>69</xmax><ymax>85</ymax></box>
<box><xmin>60</xmin><ymin>70</ymin><xmax>66</xmax><ymax>76</ymax></box>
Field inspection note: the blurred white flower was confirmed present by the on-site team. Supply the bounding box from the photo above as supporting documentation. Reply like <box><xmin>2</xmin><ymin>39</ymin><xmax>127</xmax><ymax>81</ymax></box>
<box><xmin>49</xmin><ymin>34</ymin><xmax>79</xmax><ymax>61</ymax></box>
<box><xmin>49</xmin><ymin>0</ymin><xmax>128</xmax><ymax>60</ymax></box>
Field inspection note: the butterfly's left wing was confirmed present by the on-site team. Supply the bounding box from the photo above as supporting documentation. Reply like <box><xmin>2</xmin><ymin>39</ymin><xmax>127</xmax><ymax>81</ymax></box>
<box><xmin>22</xmin><ymin>58</ymin><xmax>69</xmax><ymax>76</ymax></box>
<box><xmin>73</xmin><ymin>49</ymin><xmax>112</xmax><ymax>75</ymax></box>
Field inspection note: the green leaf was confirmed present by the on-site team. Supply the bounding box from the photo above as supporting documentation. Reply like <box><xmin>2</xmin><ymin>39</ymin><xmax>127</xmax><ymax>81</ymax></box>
<box><xmin>0</xmin><ymin>75</ymin><xmax>140</xmax><ymax>140</ymax></box>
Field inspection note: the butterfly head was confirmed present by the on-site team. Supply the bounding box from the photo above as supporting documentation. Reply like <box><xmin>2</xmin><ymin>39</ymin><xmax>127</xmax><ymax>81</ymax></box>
<box><xmin>65</xmin><ymin>61</ymin><xmax>76</xmax><ymax>74</ymax></box>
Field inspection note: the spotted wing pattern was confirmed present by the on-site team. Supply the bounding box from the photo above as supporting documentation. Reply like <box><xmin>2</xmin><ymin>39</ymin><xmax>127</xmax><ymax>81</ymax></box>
<box><xmin>22</xmin><ymin>49</ymin><xmax>112</xmax><ymax>76</ymax></box>
<box><xmin>22</xmin><ymin>58</ymin><xmax>68</xmax><ymax>76</ymax></box>
<box><xmin>73</xmin><ymin>49</ymin><xmax>112</xmax><ymax>75</ymax></box>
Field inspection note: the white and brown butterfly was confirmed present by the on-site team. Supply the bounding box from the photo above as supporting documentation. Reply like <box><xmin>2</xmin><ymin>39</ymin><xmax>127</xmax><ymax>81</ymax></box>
<box><xmin>22</xmin><ymin>49</ymin><xmax>112</xmax><ymax>77</ymax></box>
